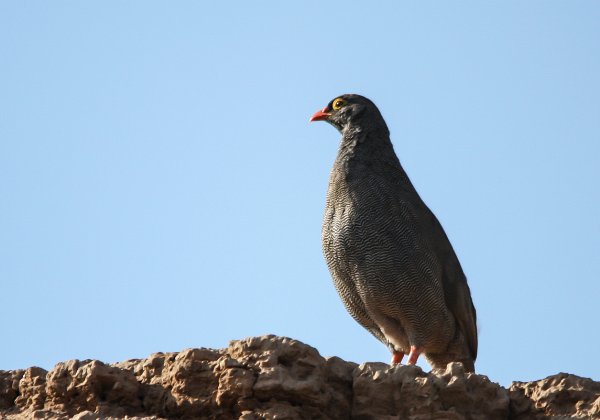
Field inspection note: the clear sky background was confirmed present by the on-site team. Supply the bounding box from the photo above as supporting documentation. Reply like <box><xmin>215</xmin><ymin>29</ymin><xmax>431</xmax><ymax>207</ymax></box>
<box><xmin>1</xmin><ymin>2</ymin><xmax>599</xmax><ymax>387</ymax></box>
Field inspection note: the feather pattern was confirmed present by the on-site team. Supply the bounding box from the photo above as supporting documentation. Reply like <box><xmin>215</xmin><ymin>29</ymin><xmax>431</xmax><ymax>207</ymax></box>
<box><xmin>317</xmin><ymin>94</ymin><xmax>477</xmax><ymax>372</ymax></box>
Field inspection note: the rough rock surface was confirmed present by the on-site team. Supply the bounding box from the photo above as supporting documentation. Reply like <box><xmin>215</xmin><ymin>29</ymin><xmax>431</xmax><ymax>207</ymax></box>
<box><xmin>1</xmin><ymin>336</ymin><xmax>598</xmax><ymax>419</ymax></box>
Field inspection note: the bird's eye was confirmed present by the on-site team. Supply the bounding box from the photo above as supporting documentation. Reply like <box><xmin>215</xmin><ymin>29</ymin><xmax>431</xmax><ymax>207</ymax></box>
<box><xmin>332</xmin><ymin>98</ymin><xmax>346</xmax><ymax>111</ymax></box>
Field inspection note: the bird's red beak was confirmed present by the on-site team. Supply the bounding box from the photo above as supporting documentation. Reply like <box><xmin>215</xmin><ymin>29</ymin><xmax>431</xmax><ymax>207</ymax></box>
<box><xmin>309</xmin><ymin>107</ymin><xmax>331</xmax><ymax>122</ymax></box>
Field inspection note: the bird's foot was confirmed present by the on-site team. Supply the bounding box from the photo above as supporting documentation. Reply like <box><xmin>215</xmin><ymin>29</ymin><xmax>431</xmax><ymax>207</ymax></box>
<box><xmin>390</xmin><ymin>351</ymin><xmax>404</xmax><ymax>365</ymax></box>
<box><xmin>407</xmin><ymin>345</ymin><xmax>423</xmax><ymax>365</ymax></box>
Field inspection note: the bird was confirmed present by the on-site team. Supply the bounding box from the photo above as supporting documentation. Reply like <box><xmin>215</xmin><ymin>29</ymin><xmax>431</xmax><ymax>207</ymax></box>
<box><xmin>310</xmin><ymin>94</ymin><xmax>478</xmax><ymax>372</ymax></box>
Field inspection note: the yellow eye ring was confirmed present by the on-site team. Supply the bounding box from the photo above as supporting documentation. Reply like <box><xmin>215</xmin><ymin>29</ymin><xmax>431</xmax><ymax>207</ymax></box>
<box><xmin>332</xmin><ymin>98</ymin><xmax>346</xmax><ymax>111</ymax></box>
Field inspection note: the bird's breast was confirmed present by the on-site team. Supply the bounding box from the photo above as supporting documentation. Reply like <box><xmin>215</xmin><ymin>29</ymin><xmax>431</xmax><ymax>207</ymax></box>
<box><xmin>321</xmin><ymin>171</ymin><xmax>431</xmax><ymax>288</ymax></box>
<box><xmin>322</xmin><ymin>175</ymin><xmax>394</xmax><ymax>270</ymax></box>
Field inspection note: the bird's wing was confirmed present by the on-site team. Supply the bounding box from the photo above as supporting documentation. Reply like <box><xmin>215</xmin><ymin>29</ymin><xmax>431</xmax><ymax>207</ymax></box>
<box><xmin>427</xmin><ymin>211</ymin><xmax>478</xmax><ymax>360</ymax></box>
<box><xmin>443</xmin><ymin>262</ymin><xmax>478</xmax><ymax>360</ymax></box>
<box><xmin>387</xmin><ymin>162</ymin><xmax>478</xmax><ymax>360</ymax></box>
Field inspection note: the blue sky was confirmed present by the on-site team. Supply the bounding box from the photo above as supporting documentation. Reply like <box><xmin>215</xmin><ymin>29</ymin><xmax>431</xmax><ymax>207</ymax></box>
<box><xmin>1</xmin><ymin>2</ymin><xmax>598</xmax><ymax>387</ymax></box>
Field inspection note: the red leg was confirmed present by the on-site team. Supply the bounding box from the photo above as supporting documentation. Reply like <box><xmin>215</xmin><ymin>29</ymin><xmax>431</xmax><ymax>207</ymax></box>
<box><xmin>391</xmin><ymin>351</ymin><xmax>404</xmax><ymax>365</ymax></box>
<box><xmin>407</xmin><ymin>345</ymin><xmax>422</xmax><ymax>365</ymax></box>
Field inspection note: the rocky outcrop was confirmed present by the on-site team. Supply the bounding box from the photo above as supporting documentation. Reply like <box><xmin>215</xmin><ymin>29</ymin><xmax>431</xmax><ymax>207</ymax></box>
<box><xmin>1</xmin><ymin>336</ymin><xmax>598</xmax><ymax>419</ymax></box>
<box><xmin>509</xmin><ymin>373</ymin><xmax>600</xmax><ymax>419</ymax></box>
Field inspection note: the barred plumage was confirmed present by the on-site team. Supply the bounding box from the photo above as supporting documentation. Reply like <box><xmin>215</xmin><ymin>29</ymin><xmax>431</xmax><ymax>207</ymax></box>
<box><xmin>311</xmin><ymin>94</ymin><xmax>478</xmax><ymax>372</ymax></box>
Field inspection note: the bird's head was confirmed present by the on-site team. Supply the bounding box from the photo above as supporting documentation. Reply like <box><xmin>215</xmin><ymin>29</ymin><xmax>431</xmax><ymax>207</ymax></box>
<box><xmin>309</xmin><ymin>94</ymin><xmax>388</xmax><ymax>135</ymax></box>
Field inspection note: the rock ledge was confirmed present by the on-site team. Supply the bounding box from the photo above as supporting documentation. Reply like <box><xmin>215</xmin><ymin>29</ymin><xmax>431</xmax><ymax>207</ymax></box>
<box><xmin>1</xmin><ymin>335</ymin><xmax>598</xmax><ymax>419</ymax></box>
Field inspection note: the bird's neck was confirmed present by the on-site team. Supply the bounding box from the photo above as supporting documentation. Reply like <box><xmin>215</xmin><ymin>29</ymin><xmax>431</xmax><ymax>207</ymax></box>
<box><xmin>332</xmin><ymin>125</ymin><xmax>417</xmax><ymax>192</ymax></box>
<box><xmin>335</xmin><ymin>125</ymin><xmax>400</xmax><ymax>172</ymax></box>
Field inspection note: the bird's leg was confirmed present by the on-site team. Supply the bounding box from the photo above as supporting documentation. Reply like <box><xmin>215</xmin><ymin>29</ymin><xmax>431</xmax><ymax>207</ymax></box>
<box><xmin>407</xmin><ymin>345</ymin><xmax>423</xmax><ymax>365</ymax></box>
<box><xmin>390</xmin><ymin>351</ymin><xmax>404</xmax><ymax>365</ymax></box>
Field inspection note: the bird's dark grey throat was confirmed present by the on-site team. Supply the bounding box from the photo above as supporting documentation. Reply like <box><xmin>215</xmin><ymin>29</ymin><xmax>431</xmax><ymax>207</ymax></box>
<box><xmin>310</xmin><ymin>94</ymin><xmax>478</xmax><ymax>372</ymax></box>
